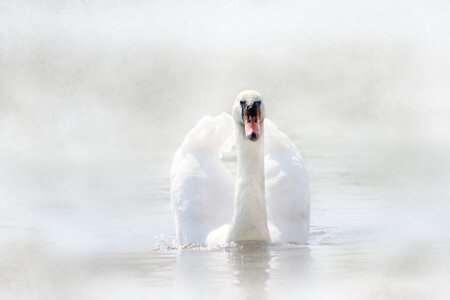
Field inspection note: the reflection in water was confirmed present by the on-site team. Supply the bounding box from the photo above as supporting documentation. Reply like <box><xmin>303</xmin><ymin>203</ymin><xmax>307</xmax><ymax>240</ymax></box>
<box><xmin>174</xmin><ymin>243</ymin><xmax>271</xmax><ymax>299</ymax></box>
<box><xmin>268</xmin><ymin>245</ymin><xmax>312</xmax><ymax>295</ymax></box>
<box><xmin>226</xmin><ymin>242</ymin><xmax>271</xmax><ymax>300</ymax></box>
<box><xmin>173</xmin><ymin>242</ymin><xmax>312</xmax><ymax>299</ymax></box>
<box><xmin>174</xmin><ymin>247</ymin><xmax>234</xmax><ymax>297</ymax></box>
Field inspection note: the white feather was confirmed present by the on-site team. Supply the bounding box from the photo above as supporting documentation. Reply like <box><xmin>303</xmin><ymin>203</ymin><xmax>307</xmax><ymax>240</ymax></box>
<box><xmin>170</xmin><ymin>112</ymin><xmax>310</xmax><ymax>246</ymax></box>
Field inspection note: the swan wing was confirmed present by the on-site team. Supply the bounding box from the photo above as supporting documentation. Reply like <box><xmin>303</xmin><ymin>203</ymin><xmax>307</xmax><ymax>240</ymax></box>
<box><xmin>170</xmin><ymin>113</ymin><xmax>235</xmax><ymax>245</ymax></box>
<box><xmin>264</xmin><ymin>119</ymin><xmax>310</xmax><ymax>244</ymax></box>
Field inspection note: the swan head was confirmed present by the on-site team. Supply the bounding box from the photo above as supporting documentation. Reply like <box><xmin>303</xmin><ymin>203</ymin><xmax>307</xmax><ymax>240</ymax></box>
<box><xmin>232</xmin><ymin>90</ymin><xmax>265</xmax><ymax>142</ymax></box>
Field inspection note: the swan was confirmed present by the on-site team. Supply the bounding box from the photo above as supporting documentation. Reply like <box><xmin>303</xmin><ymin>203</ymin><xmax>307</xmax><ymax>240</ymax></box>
<box><xmin>170</xmin><ymin>90</ymin><xmax>310</xmax><ymax>246</ymax></box>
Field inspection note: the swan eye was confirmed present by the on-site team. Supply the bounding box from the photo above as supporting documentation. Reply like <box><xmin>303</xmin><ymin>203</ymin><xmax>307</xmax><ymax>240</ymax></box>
<box><xmin>240</xmin><ymin>101</ymin><xmax>247</xmax><ymax>120</ymax></box>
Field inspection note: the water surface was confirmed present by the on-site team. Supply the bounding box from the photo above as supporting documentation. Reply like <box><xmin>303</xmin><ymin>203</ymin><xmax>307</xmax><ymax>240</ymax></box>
<box><xmin>1</xmin><ymin>132</ymin><xmax>449</xmax><ymax>299</ymax></box>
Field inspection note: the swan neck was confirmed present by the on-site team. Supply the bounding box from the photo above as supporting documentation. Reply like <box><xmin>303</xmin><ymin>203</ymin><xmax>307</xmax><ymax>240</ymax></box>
<box><xmin>228</xmin><ymin>122</ymin><xmax>270</xmax><ymax>243</ymax></box>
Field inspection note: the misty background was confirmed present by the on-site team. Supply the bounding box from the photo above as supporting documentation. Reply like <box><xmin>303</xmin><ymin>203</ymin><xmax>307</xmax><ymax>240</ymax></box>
<box><xmin>1</xmin><ymin>0</ymin><xmax>449</xmax><ymax>164</ymax></box>
<box><xmin>1</xmin><ymin>0</ymin><xmax>450</xmax><ymax>299</ymax></box>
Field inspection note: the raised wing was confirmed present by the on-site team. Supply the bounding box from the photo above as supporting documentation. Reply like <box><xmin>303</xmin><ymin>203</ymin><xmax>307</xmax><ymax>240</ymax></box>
<box><xmin>170</xmin><ymin>113</ymin><xmax>235</xmax><ymax>245</ymax></box>
<box><xmin>264</xmin><ymin>119</ymin><xmax>310</xmax><ymax>244</ymax></box>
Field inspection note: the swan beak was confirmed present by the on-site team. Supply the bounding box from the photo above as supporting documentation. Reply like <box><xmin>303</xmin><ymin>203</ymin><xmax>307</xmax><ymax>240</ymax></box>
<box><xmin>244</xmin><ymin>109</ymin><xmax>261</xmax><ymax>142</ymax></box>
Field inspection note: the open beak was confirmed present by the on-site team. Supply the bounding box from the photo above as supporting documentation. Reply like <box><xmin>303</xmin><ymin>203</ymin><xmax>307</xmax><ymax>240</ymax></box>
<box><xmin>244</xmin><ymin>106</ymin><xmax>261</xmax><ymax>141</ymax></box>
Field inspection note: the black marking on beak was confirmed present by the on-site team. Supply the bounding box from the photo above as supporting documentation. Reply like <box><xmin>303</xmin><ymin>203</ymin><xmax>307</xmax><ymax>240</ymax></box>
<box><xmin>240</xmin><ymin>100</ymin><xmax>262</xmax><ymax>122</ymax></box>
<box><xmin>249</xmin><ymin>132</ymin><xmax>257</xmax><ymax>141</ymax></box>
<box><xmin>248</xmin><ymin>103</ymin><xmax>258</xmax><ymax>118</ymax></box>
<box><xmin>244</xmin><ymin>101</ymin><xmax>261</xmax><ymax>122</ymax></box>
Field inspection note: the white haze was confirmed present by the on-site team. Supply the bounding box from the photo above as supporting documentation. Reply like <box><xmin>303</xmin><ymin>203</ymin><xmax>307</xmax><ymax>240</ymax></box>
<box><xmin>1</xmin><ymin>0</ymin><xmax>449</xmax><ymax>163</ymax></box>
<box><xmin>1</xmin><ymin>0</ymin><xmax>450</xmax><ymax>299</ymax></box>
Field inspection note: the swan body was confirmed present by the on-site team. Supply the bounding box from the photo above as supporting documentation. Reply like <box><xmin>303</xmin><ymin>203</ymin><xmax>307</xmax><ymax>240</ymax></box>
<box><xmin>170</xmin><ymin>91</ymin><xmax>310</xmax><ymax>246</ymax></box>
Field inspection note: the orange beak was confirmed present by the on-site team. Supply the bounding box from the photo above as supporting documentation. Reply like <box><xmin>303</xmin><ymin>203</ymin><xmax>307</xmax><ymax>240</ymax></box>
<box><xmin>244</xmin><ymin>108</ymin><xmax>261</xmax><ymax>141</ymax></box>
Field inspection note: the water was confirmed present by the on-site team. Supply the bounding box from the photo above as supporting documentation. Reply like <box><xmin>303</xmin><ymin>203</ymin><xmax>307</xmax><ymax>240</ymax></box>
<box><xmin>1</xmin><ymin>132</ymin><xmax>449</xmax><ymax>299</ymax></box>
<box><xmin>2</xmin><ymin>1</ymin><xmax>450</xmax><ymax>299</ymax></box>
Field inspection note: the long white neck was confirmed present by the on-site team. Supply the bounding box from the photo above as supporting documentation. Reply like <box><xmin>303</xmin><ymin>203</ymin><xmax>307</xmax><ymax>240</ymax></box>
<box><xmin>227</xmin><ymin>121</ymin><xmax>270</xmax><ymax>243</ymax></box>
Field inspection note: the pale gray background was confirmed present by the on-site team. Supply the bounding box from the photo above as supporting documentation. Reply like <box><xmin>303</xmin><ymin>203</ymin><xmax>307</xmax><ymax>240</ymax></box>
<box><xmin>1</xmin><ymin>1</ymin><xmax>450</xmax><ymax>299</ymax></box>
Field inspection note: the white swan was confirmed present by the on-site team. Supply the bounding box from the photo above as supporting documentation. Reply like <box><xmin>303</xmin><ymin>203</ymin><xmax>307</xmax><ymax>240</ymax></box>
<box><xmin>170</xmin><ymin>90</ymin><xmax>310</xmax><ymax>246</ymax></box>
